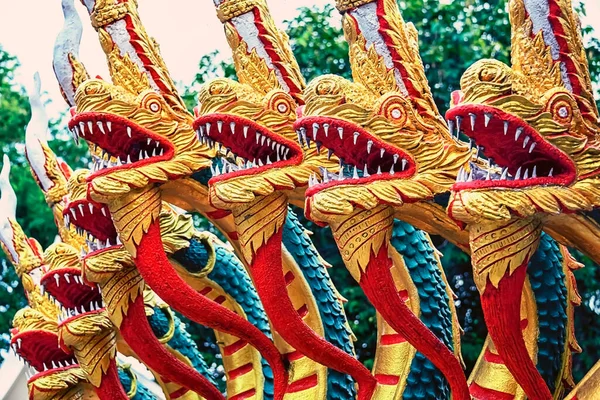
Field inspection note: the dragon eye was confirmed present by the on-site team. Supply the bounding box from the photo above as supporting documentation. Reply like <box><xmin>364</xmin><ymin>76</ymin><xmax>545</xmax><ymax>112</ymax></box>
<box><xmin>149</xmin><ymin>102</ymin><xmax>160</xmax><ymax>113</ymax></box>
<box><xmin>551</xmin><ymin>100</ymin><xmax>573</xmax><ymax>123</ymax></box>
<box><xmin>379</xmin><ymin>95</ymin><xmax>407</xmax><ymax>124</ymax></box>
<box><xmin>277</xmin><ymin>103</ymin><xmax>289</xmax><ymax>113</ymax></box>
<box><xmin>391</xmin><ymin>109</ymin><xmax>402</xmax><ymax>119</ymax></box>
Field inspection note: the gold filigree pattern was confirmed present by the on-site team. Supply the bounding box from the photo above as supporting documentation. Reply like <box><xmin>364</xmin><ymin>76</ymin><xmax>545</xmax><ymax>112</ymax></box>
<box><xmin>28</xmin><ymin>368</ymin><xmax>88</xmax><ymax>400</ymax></box>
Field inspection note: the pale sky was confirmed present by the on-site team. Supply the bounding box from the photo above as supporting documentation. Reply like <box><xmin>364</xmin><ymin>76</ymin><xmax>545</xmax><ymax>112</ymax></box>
<box><xmin>0</xmin><ymin>0</ymin><xmax>599</xmax><ymax>119</ymax></box>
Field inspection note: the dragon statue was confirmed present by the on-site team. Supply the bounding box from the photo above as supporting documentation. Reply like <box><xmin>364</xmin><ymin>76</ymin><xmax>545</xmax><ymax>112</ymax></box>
<box><xmin>292</xmin><ymin>0</ymin><xmax>586</xmax><ymax>398</ymax></box>
<box><xmin>446</xmin><ymin>0</ymin><xmax>599</xmax><ymax>398</ymax></box>
<box><xmin>55</xmin><ymin>0</ymin><xmax>292</xmax><ymax>398</ymax></box>
<box><xmin>0</xmin><ymin>155</ymin><xmax>160</xmax><ymax>400</ymax></box>
<box><xmin>194</xmin><ymin>0</ymin><xmax>372</xmax><ymax>398</ymax></box>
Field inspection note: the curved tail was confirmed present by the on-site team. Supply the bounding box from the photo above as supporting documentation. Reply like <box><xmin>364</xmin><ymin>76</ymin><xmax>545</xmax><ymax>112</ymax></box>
<box><xmin>252</xmin><ymin>228</ymin><xmax>377</xmax><ymax>399</ymax></box>
<box><xmin>135</xmin><ymin>220</ymin><xmax>289</xmax><ymax>400</ymax></box>
<box><xmin>120</xmin><ymin>295</ymin><xmax>224</xmax><ymax>400</ymax></box>
<box><xmin>359</xmin><ymin>241</ymin><xmax>470</xmax><ymax>400</ymax></box>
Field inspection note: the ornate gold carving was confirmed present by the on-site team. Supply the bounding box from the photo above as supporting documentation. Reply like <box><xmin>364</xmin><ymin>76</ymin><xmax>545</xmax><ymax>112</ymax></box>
<box><xmin>58</xmin><ymin>311</ymin><xmax>117</xmax><ymax>387</ymax></box>
<box><xmin>336</xmin><ymin>0</ymin><xmax>376</xmax><ymax>12</ymax></box>
<box><xmin>468</xmin><ymin>217</ymin><xmax>542</xmax><ymax>290</ymax></box>
<box><xmin>216</xmin><ymin>0</ymin><xmax>259</xmax><ymax>22</ymax></box>
<box><xmin>28</xmin><ymin>368</ymin><xmax>88</xmax><ymax>400</ymax></box>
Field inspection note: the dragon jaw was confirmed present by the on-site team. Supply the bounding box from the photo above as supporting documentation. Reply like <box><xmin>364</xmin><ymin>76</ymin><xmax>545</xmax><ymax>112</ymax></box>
<box><xmin>68</xmin><ymin>79</ymin><xmax>211</xmax><ymax>206</ymax></box>
<box><xmin>448</xmin><ymin>59</ymin><xmax>600</xmax><ymax>224</ymax></box>
<box><xmin>297</xmin><ymin>75</ymin><xmax>470</xmax><ymax>224</ymax></box>
<box><xmin>195</xmin><ymin>79</ymin><xmax>322</xmax><ymax>209</ymax></box>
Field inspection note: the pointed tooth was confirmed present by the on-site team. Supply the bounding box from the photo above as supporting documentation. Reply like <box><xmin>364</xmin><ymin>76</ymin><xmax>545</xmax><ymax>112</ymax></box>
<box><xmin>243</xmin><ymin>126</ymin><xmax>249</xmax><ymax>138</ymax></box>
<box><xmin>380</xmin><ymin>148</ymin><xmax>385</xmax><ymax>158</ymax></box>
<box><xmin>529</xmin><ymin>143</ymin><xmax>536</xmax><ymax>153</ymax></box>
<box><xmin>87</xmin><ymin>121</ymin><xmax>94</xmax><ymax>135</ymax></box>
<box><xmin>353</xmin><ymin>166</ymin><xmax>359</xmax><ymax>179</ymax></box>
<box><xmin>97</xmin><ymin>121</ymin><xmax>106</xmax><ymax>134</ymax></box>
<box><xmin>353</xmin><ymin>132</ymin><xmax>359</xmax><ymax>145</ymax></box>
<box><xmin>549</xmin><ymin>168</ymin><xmax>554</xmax><ymax>177</ymax></box>
<box><xmin>230</xmin><ymin>121</ymin><xmax>236</xmax><ymax>134</ymax></box>
<box><xmin>256</xmin><ymin>132</ymin><xmax>260</xmax><ymax>144</ymax></box>
<box><xmin>127</xmin><ymin>154</ymin><xmax>132</xmax><ymax>164</ymax></box>
<box><xmin>515</xmin><ymin>127</ymin><xmax>523</xmax><ymax>140</ymax></box>
<box><xmin>217</xmin><ymin>121</ymin><xmax>223</xmax><ymax>133</ymax></box>
<box><xmin>447</xmin><ymin>120</ymin><xmax>455</xmax><ymax>136</ymax></box>
<box><xmin>363</xmin><ymin>164</ymin><xmax>369</xmax><ymax>177</ymax></box>
<box><xmin>64</xmin><ymin>273</ymin><xmax>70</xmax><ymax>284</ymax></box>
<box><xmin>523</xmin><ymin>136</ymin><xmax>530</xmax><ymax>148</ymax></box>
<box><xmin>501</xmin><ymin>167</ymin><xmax>508</xmax><ymax>180</ymax></box>
<box><xmin>377</xmin><ymin>166</ymin><xmax>382</xmax><ymax>175</ymax></box>
<box><xmin>323</xmin><ymin>123</ymin><xmax>329</xmax><ymax>137</ymax></box>
<box><xmin>266</xmin><ymin>155</ymin><xmax>272</xmax><ymax>165</ymax></box>
<box><xmin>504</xmin><ymin>121</ymin><xmax>509</xmax><ymax>135</ymax></box>
<box><xmin>205</xmin><ymin>123</ymin><xmax>211</xmax><ymax>135</ymax></box>
<box><xmin>79</xmin><ymin>122</ymin><xmax>86</xmax><ymax>135</ymax></box>
<box><xmin>261</xmin><ymin>135</ymin><xmax>266</xmax><ymax>146</ymax></box>
<box><xmin>147</xmin><ymin>138</ymin><xmax>152</xmax><ymax>146</ymax></box>
<box><xmin>312</xmin><ymin>123</ymin><xmax>319</xmax><ymax>140</ymax></box>
<box><xmin>127</xmin><ymin>126</ymin><xmax>132</xmax><ymax>138</ymax></box>
<box><xmin>484</xmin><ymin>113</ymin><xmax>492</xmax><ymax>127</ymax></box>
<box><xmin>78</xmin><ymin>204</ymin><xmax>84</xmax><ymax>215</ymax></box>
<box><xmin>523</xmin><ymin>168</ymin><xmax>529</xmax><ymax>179</ymax></box>
<box><xmin>402</xmin><ymin>159</ymin><xmax>408</xmax><ymax>170</ymax></box>
<box><xmin>337</xmin><ymin>127</ymin><xmax>343</xmax><ymax>140</ymax></box>
<box><xmin>467</xmin><ymin>169</ymin><xmax>474</xmax><ymax>182</ymax></box>
<box><xmin>469</xmin><ymin>113</ymin><xmax>476</xmax><ymax>130</ymax></box>
<box><xmin>515</xmin><ymin>166</ymin><xmax>522</xmax><ymax>180</ymax></box>
<box><xmin>106</xmin><ymin>121</ymin><xmax>112</xmax><ymax>132</ymax></box>
<box><xmin>455</xmin><ymin>116</ymin><xmax>462</xmax><ymax>132</ymax></box>
<box><xmin>88</xmin><ymin>204</ymin><xmax>94</xmax><ymax>214</ymax></box>
<box><xmin>532</xmin><ymin>165</ymin><xmax>537</xmax><ymax>178</ymax></box>
<box><xmin>367</xmin><ymin>140</ymin><xmax>373</xmax><ymax>154</ymax></box>
<box><xmin>390</xmin><ymin>164</ymin><xmax>395</xmax><ymax>175</ymax></box>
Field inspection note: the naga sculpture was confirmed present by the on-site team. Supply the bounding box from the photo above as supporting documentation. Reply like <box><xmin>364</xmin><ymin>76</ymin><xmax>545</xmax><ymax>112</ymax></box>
<box><xmin>59</xmin><ymin>0</ymin><xmax>290</xmax><ymax>397</ymax></box>
<box><xmin>195</xmin><ymin>0</ymin><xmax>369</xmax><ymax>398</ymax></box>
<box><xmin>446</xmin><ymin>0</ymin><xmax>599</xmax><ymax>398</ymax></box>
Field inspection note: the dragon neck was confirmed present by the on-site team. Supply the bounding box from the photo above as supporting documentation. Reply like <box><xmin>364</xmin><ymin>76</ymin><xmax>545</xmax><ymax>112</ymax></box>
<box><xmin>231</xmin><ymin>193</ymin><xmax>376</xmax><ymax>399</ymax></box>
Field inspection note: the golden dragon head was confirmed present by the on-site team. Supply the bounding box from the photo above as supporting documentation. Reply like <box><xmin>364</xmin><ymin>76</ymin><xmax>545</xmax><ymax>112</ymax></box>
<box><xmin>195</xmin><ymin>0</ymin><xmax>339</xmax><ymax>210</ymax></box>
<box><xmin>296</xmin><ymin>0</ymin><xmax>470</xmax><ymax>225</ymax></box>
<box><xmin>447</xmin><ymin>0</ymin><xmax>600</xmax><ymax>224</ymax></box>
<box><xmin>58</xmin><ymin>0</ymin><xmax>211</xmax><ymax>209</ymax></box>
<box><xmin>0</xmin><ymin>152</ymin><xmax>86</xmax><ymax>399</ymax></box>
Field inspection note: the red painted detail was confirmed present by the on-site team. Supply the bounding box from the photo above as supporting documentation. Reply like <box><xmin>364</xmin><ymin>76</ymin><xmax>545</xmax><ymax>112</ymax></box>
<box><xmin>251</xmin><ymin>227</ymin><xmax>377</xmax><ymax>399</ymax></box>
<box><xmin>229</xmin><ymin>389</ymin><xmax>257</xmax><ymax>400</ymax></box>
<box><xmin>285</xmin><ymin>350</ymin><xmax>305</xmax><ymax>362</ymax></box>
<box><xmin>93</xmin><ymin>360</ymin><xmax>131</xmax><ymax>400</ymax></box>
<box><xmin>223</xmin><ymin>340</ymin><xmax>248</xmax><ymax>356</ymax></box>
<box><xmin>520</xmin><ymin>318</ymin><xmax>529</xmax><ymax>330</ymax></box>
<box><xmin>228</xmin><ymin>231</ymin><xmax>239</xmax><ymax>240</ymax></box>
<box><xmin>483</xmin><ymin>349</ymin><xmax>505</xmax><ymax>364</ymax></box>
<box><xmin>170</xmin><ymin>387</ymin><xmax>190</xmax><ymax>399</ymax></box>
<box><xmin>481</xmin><ymin>264</ymin><xmax>552</xmax><ymax>400</ymax></box>
<box><xmin>398</xmin><ymin>290</ymin><xmax>409</xmax><ymax>302</ymax></box>
<box><xmin>206</xmin><ymin>209</ymin><xmax>232</xmax><ymax>220</ymax></box>
<box><xmin>469</xmin><ymin>382</ymin><xmax>515</xmax><ymax>400</ymax></box>
<box><xmin>198</xmin><ymin>287</ymin><xmax>212</xmax><ymax>296</ymax></box>
<box><xmin>214</xmin><ymin>295</ymin><xmax>227</xmax><ymax>305</ymax></box>
<box><xmin>360</xmin><ymin>242</ymin><xmax>469</xmax><ymax>400</ymax></box>
<box><xmin>380</xmin><ymin>334</ymin><xmax>406</xmax><ymax>345</ymax></box>
<box><xmin>374</xmin><ymin>374</ymin><xmax>400</xmax><ymax>385</ymax></box>
<box><xmin>133</xmin><ymin>221</ymin><xmax>288</xmax><ymax>399</ymax></box>
<box><xmin>120</xmin><ymin>296</ymin><xmax>224</xmax><ymax>399</ymax></box>
<box><xmin>286</xmin><ymin>375</ymin><xmax>319</xmax><ymax>394</ymax></box>
<box><xmin>228</xmin><ymin>363</ymin><xmax>254</xmax><ymax>380</ymax></box>
<box><xmin>284</xmin><ymin>271</ymin><xmax>295</xmax><ymax>285</ymax></box>
<box><xmin>296</xmin><ymin>304</ymin><xmax>309</xmax><ymax>318</ymax></box>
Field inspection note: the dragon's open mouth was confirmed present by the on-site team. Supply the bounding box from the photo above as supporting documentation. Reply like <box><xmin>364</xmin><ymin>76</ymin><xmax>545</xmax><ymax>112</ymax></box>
<box><xmin>192</xmin><ymin>114</ymin><xmax>302</xmax><ymax>182</ymax></box>
<box><xmin>41</xmin><ymin>267</ymin><xmax>104</xmax><ymax>324</ymax></box>
<box><xmin>63</xmin><ymin>199</ymin><xmax>120</xmax><ymax>252</ymax></box>
<box><xmin>10</xmin><ymin>330</ymin><xmax>78</xmax><ymax>377</ymax></box>
<box><xmin>447</xmin><ymin>105</ymin><xmax>576</xmax><ymax>190</ymax></box>
<box><xmin>68</xmin><ymin>113</ymin><xmax>173</xmax><ymax>175</ymax></box>
<box><xmin>294</xmin><ymin>117</ymin><xmax>415</xmax><ymax>194</ymax></box>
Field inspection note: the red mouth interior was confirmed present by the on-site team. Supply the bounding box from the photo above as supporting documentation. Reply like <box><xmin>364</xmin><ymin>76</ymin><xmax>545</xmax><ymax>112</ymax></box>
<box><xmin>293</xmin><ymin>116</ymin><xmax>415</xmax><ymax>194</ymax></box>
<box><xmin>68</xmin><ymin>113</ymin><xmax>172</xmax><ymax>175</ymax></box>
<box><xmin>11</xmin><ymin>330</ymin><xmax>77</xmax><ymax>373</ymax></box>
<box><xmin>447</xmin><ymin>105</ymin><xmax>576</xmax><ymax>190</ymax></box>
<box><xmin>64</xmin><ymin>200</ymin><xmax>119</xmax><ymax>251</ymax></box>
<box><xmin>192</xmin><ymin>114</ymin><xmax>301</xmax><ymax>182</ymax></box>
<box><xmin>40</xmin><ymin>267</ymin><xmax>103</xmax><ymax>312</ymax></box>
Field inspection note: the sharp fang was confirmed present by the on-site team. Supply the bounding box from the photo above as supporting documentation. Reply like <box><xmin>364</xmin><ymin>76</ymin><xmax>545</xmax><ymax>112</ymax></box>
<box><xmin>549</xmin><ymin>168</ymin><xmax>554</xmax><ymax>177</ymax></box>
<box><xmin>107</xmin><ymin>121</ymin><xmax>112</xmax><ymax>132</ymax></box>
<box><xmin>243</xmin><ymin>126</ymin><xmax>249</xmax><ymax>138</ymax></box>
<box><xmin>377</xmin><ymin>166</ymin><xmax>382</xmax><ymax>175</ymax></box>
<box><xmin>313</xmin><ymin>123</ymin><xmax>319</xmax><ymax>140</ymax></box>
<box><xmin>529</xmin><ymin>143</ymin><xmax>536</xmax><ymax>153</ymax></box>
<box><xmin>469</xmin><ymin>113</ymin><xmax>476</xmax><ymax>130</ymax></box>
<box><xmin>402</xmin><ymin>159</ymin><xmax>408</xmax><ymax>170</ymax></box>
<box><xmin>353</xmin><ymin>132</ymin><xmax>359</xmax><ymax>145</ymax></box>
<box><xmin>380</xmin><ymin>148</ymin><xmax>385</xmax><ymax>158</ymax></box>
<box><xmin>101</xmin><ymin>208</ymin><xmax>107</xmax><ymax>217</ymax></box>
<box><xmin>323</xmin><ymin>124</ymin><xmax>329</xmax><ymax>137</ymax></box>
<box><xmin>217</xmin><ymin>121</ymin><xmax>223</xmax><ymax>133</ymax></box>
<box><xmin>484</xmin><ymin>113</ymin><xmax>492</xmax><ymax>127</ymax></box>
<box><xmin>515</xmin><ymin>127</ymin><xmax>523</xmax><ymax>140</ymax></box>
<box><xmin>127</xmin><ymin>126</ymin><xmax>132</xmax><ymax>138</ymax></box>
<box><xmin>78</xmin><ymin>204</ymin><xmax>84</xmax><ymax>215</ymax></box>
<box><xmin>79</xmin><ymin>122</ymin><xmax>86</xmax><ymax>135</ymax></box>
<box><xmin>532</xmin><ymin>165</ymin><xmax>537</xmax><ymax>178</ymax></box>
<box><xmin>54</xmin><ymin>274</ymin><xmax>60</xmax><ymax>286</ymax></box>
<box><xmin>455</xmin><ymin>116</ymin><xmax>462</xmax><ymax>132</ymax></box>
<box><xmin>390</xmin><ymin>165</ymin><xmax>395</xmax><ymax>175</ymax></box>
<box><xmin>97</xmin><ymin>121</ymin><xmax>106</xmax><ymax>134</ymax></box>
<box><xmin>338</xmin><ymin>127</ymin><xmax>343</xmax><ymax>140</ymax></box>
<box><xmin>504</xmin><ymin>121</ymin><xmax>509</xmax><ymax>135</ymax></box>
<box><xmin>367</xmin><ymin>140</ymin><xmax>373</xmax><ymax>154</ymax></box>
<box><xmin>353</xmin><ymin>166</ymin><xmax>359</xmax><ymax>179</ymax></box>
<box><xmin>364</xmin><ymin>164</ymin><xmax>369</xmax><ymax>176</ymax></box>
<box><xmin>230</xmin><ymin>121</ymin><xmax>236</xmax><ymax>134</ymax></box>
<box><xmin>205</xmin><ymin>123</ymin><xmax>211</xmax><ymax>135</ymax></box>
<box><xmin>523</xmin><ymin>168</ymin><xmax>529</xmax><ymax>179</ymax></box>
<box><xmin>501</xmin><ymin>168</ymin><xmax>508</xmax><ymax>180</ymax></box>
<box><xmin>523</xmin><ymin>136</ymin><xmax>530</xmax><ymax>148</ymax></box>
<box><xmin>515</xmin><ymin>166</ymin><xmax>522</xmax><ymax>180</ymax></box>
<box><xmin>447</xmin><ymin>120</ymin><xmax>455</xmax><ymax>136</ymax></box>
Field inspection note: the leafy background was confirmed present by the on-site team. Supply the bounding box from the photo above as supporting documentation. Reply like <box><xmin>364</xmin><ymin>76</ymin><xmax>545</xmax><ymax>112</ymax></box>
<box><xmin>1</xmin><ymin>0</ymin><xmax>600</xmax><ymax>385</ymax></box>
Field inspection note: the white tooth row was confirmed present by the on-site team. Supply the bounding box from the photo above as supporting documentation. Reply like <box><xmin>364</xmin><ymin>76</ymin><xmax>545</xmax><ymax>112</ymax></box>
<box><xmin>70</xmin><ymin>120</ymin><xmax>113</xmax><ymax>145</ymax></box>
<box><xmin>197</xmin><ymin>121</ymin><xmax>290</xmax><ymax>161</ymax></box>
<box><xmin>86</xmin><ymin>235</ymin><xmax>121</xmax><ymax>252</ymax></box>
<box><xmin>90</xmin><ymin>147</ymin><xmax>164</xmax><ymax>173</ymax></box>
<box><xmin>50</xmin><ymin>272</ymin><xmax>85</xmax><ymax>288</ymax></box>
<box><xmin>11</xmin><ymin>341</ymin><xmax>78</xmax><ymax>376</ymax></box>
<box><xmin>64</xmin><ymin>204</ymin><xmax>109</xmax><ymax>227</ymax></box>
<box><xmin>58</xmin><ymin>301</ymin><xmax>103</xmax><ymax>323</ymax></box>
<box><xmin>448</xmin><ymin>113</ymin><xmax>538</xmax><ymax>155</ymax></box>
<box><xmin>456</xmin><ymin>164</ymin><xmax>553</xmax><ymax>182</ymax></box>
